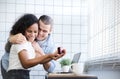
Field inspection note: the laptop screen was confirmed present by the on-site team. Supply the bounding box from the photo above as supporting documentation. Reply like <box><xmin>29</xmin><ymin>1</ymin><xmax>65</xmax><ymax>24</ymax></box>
<box><xmin>71</xmin><ymin>53</ymin><xmax>81</xmax><ymax>64</ymax></box>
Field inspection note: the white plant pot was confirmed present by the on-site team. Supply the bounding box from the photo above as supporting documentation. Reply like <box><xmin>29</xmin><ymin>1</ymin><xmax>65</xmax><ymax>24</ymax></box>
<box><xmin>62</xmin><ymin>66</ymin><xmax>70</xmax><ymax>72</ymax></box>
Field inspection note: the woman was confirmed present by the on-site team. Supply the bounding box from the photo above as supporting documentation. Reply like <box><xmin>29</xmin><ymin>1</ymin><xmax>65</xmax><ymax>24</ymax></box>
<box><xmin>6</xmin><ymin>14</ymin><xmax>66</xmax><ymax>79</ymax></box>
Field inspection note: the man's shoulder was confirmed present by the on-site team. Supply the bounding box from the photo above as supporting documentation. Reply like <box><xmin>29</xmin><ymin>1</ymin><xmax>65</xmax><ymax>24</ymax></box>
<box><xmin>46</xmin><ymin>34</ymin><xmax>55</xmax><ymax>46</ymax></box>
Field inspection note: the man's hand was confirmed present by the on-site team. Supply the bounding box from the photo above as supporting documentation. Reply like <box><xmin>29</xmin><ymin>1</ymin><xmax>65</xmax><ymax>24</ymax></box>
<box><xmin>51</xmin><ymin>49</ymin><xmax>66</xmax><ymax>60</ymax></box>
<box><xmin>9</xmin><ymin>33</ymin><xmax>26</xmax><ymax>44</ymax></box>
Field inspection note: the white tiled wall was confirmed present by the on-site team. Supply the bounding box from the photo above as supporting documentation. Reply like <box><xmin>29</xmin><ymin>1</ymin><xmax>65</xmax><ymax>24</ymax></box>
<box><xmin>0</xmin><ymin>0</ymin><xmax>88</xmax><ymax>79</ymax></box>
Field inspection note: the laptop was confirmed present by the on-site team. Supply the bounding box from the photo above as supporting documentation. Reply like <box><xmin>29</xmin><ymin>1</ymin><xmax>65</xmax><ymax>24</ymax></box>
<box><xmin>71</xmin><ymin>52</ymin><xmax>81</xmax><ymax>64</ymax></box>
<box><xmin>54</xmin><ymin>52</ymin><xmax>81</xmax><ymax>74</ymax></box>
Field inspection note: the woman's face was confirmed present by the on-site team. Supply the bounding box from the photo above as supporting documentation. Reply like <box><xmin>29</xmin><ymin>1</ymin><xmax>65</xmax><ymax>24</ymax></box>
<box><xmin>25</xmin><ymin>23</ymin><xmax>38</xmax><ymax>42</ymax></box>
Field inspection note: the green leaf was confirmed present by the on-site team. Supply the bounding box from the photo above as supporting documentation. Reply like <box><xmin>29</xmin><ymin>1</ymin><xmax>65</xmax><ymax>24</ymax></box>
<box><xmin>60</xmin><ymin>58</ymin><xmax>71</xmax><ymax>67</ymax></box>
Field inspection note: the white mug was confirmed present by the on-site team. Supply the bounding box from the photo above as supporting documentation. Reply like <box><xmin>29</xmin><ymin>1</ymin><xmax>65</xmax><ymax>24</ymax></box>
<box><xmin>71</xmin><ymin>63</ymin><xmax>84</xmax><ymax>75</ymax></box>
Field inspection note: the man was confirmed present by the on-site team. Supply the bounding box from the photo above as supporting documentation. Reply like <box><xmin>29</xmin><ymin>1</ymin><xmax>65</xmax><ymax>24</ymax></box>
<box><xmin>37</xmin><ymin>15</ymin><xmax>56</xmax><ymax>72</ymax></box>
<box><xmin>1</xmin><ymin>15</ymin><xmax>62</xmax><ymax>79</ymax></box>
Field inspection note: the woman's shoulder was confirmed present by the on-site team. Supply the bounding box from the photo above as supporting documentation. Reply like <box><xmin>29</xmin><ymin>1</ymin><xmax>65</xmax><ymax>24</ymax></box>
<box><xmin>12</xmin><ymin>41</ymin><xmax>31</xmax><ymax>48</ymax></box>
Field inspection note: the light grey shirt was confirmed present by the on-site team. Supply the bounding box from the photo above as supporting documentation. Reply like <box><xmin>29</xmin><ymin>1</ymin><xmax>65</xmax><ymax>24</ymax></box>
<box><xmin>37</xmin><ymin>34</ymin><xmax>56</xmax><ymax>72</ymax></box>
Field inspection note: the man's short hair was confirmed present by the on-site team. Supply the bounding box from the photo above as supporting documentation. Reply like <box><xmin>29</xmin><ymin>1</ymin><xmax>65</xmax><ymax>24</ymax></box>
<box><xmin>39</xmin><ymin>15</ymin><xmax>53</xmax><ymax>26</ymax></box>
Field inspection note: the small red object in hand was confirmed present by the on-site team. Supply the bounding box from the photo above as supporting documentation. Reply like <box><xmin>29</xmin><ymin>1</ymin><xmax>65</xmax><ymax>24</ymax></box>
<box><xmin>58</xmin><ymin>47</ymin><xmax>62</xmax><ymax>54</ymax></box>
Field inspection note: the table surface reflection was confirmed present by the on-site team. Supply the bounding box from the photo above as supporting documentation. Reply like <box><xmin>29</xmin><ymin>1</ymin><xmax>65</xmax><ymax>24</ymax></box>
<box><xmin>46</xmin><ymin>72</ymin><xmax>98</xmax><ymax>79</ymax></box>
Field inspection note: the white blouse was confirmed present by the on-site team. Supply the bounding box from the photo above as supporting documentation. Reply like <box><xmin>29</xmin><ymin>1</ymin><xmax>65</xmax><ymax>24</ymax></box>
<box><xmin>7</xmin><ymin>41</ymin><xmax>35</xmax><ymax>71</ymax></box>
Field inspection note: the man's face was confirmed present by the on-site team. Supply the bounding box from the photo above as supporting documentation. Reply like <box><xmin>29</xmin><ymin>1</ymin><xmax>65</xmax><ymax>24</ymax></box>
<box><xmin>37</xmin><ymin>20</ymin><xmax>51</xmax><ymax>41</ymax></box>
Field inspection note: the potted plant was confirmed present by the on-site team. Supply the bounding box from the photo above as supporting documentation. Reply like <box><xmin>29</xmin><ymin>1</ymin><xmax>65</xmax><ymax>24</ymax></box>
<box><xmin>60</xmin><ymin>58</ymin><xmax>71</xmax><ymax>72</ymax></box>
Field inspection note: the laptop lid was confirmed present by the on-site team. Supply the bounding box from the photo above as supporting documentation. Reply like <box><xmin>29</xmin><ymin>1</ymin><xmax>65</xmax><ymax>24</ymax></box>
<box><xmin>71</xmin><ymin>52</ymin><xmax>81</xmax><ymax>64</ymax></box>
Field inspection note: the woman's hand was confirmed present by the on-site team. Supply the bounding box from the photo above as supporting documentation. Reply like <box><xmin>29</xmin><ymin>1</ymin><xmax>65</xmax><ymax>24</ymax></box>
<box><xmin>50</xmin><ymin>48</ymin><xmax>66</xmax><ymax>60</ymax></box>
